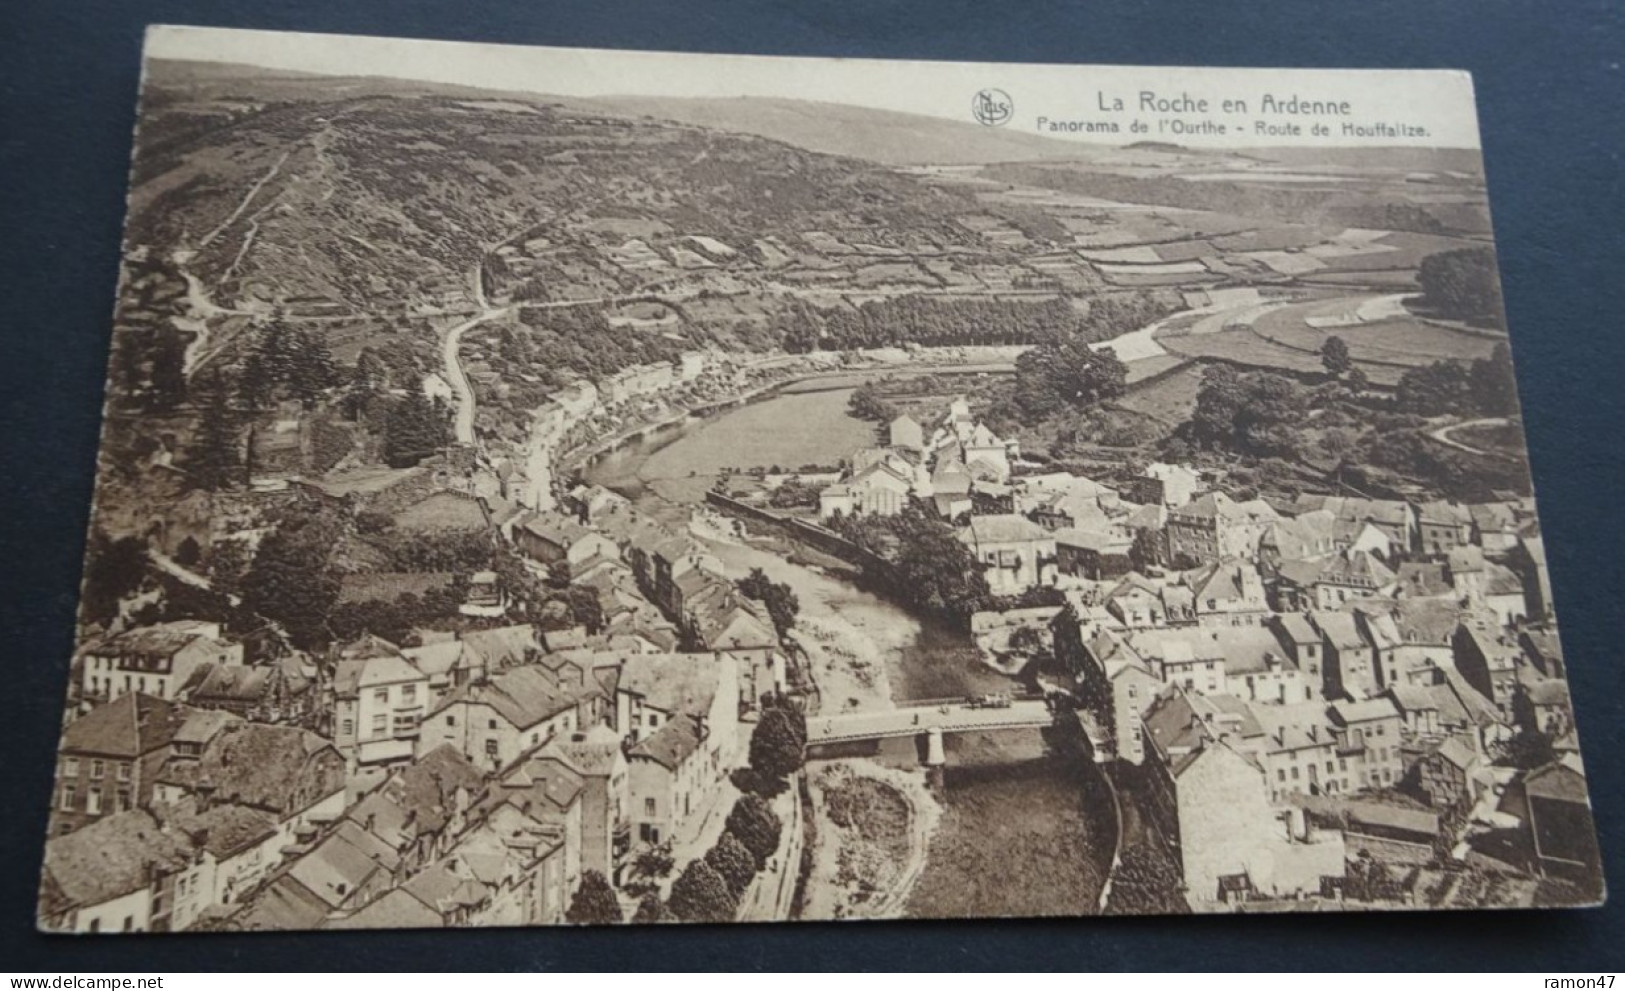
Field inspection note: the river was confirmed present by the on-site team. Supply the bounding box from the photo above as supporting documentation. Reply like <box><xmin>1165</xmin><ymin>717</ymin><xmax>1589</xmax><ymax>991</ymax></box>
<box><xmin>581</xmin><ymin>377</ymin><xmax>1112</xmax><ymax>918</ymax></box>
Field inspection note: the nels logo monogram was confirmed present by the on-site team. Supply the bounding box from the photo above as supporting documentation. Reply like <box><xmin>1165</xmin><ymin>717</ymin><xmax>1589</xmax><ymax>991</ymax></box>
<box><xmin>972</xmin><ymin>88</ymin><xmax>1013</xmax><ymax>127</ymax></box>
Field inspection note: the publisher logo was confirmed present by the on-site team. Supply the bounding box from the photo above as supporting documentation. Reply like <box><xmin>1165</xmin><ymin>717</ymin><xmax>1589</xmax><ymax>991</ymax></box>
<box><xmin>972</xmin><ymin>88</ymin><xmax>1013</xmax><ymax>127</ymax></box>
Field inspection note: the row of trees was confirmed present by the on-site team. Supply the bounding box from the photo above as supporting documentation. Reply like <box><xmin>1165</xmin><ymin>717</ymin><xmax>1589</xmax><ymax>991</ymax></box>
<box><xmin>776</xmin><ymin>292</ymin><xmax>1178</xmax><ymax>354</ymax></box>
<box><xmin>736</xmin><ymin>568</ymin><xmax>800</xmax><ymax>639</ymax></box>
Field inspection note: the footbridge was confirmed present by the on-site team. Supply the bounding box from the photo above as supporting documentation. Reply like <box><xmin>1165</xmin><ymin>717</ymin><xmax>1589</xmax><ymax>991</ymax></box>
<box><xmin>807</xmin><ymin>697</ymin><xmax>1056</xmax><ymax>766</ymax></box>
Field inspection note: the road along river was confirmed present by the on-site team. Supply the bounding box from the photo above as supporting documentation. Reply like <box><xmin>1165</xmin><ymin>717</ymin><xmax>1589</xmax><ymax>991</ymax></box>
<box><xmin>580</xmin><ymin>376</ymin><xmax>1113</xmax><ymax>918</ymax></box>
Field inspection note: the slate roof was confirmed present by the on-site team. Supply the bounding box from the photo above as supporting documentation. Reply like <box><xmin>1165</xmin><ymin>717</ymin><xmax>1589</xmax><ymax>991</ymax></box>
<box><xmin>41</xmin><ymin>810</ymin><xmax>193</xmax><ymax>911</ymax></box>
<box><xmin>156</xmin><ymin>722</ymin><xmax>344</xmax><ymax>817</ymax></box>
<box><xmin>964</xmin><ymin>513</ymin><xmax>1047</xmax><ymax>545</ymax></box>
<box><xmin>89</xmin><ymin>619</ymin><xmax>224</xmax><ymax>657</ymax></box>
<box><xmin>323</xmin><ymin>887</ymin><xmax>445</xmax><ymax>930</ymax></box>
<box><xmin>627</xmin><ymin>714</ymin><xmax>704</xmax><ymax>771</ymax></box>
<box><xmin>61</xmin><ymin>692</ymin><xmax>188</xmax><ymax>758</ymax></box>
<box><xmin>155</xmin><ymin>797</ymin><xmax>279</xmax><ymax>860</ymax></box>
<box><xmin>431</xmin><ymin>666</ymin><xmax>593</xmax><ymax>732</ymax></box>
<box><xmin>619</xmin><ymin>653</ymin><xmax>723</xmax><ymax>718</ymax></box>
<box><xmin>1524</xmin><ymin>762</ymin><xmax>1590</xmax><ymax>803</ymax></box>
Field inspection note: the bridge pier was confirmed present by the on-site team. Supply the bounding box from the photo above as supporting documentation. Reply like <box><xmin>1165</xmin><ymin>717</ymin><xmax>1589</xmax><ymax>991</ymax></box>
<box><xmin>922</xmin><ymin>726</ymin><xmax>946</xmax><ymax>767</ymax></box>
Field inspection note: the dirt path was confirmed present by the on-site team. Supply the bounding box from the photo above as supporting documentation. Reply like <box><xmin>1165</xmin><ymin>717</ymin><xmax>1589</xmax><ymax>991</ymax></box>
<box><xmin>1427</xmin><ymin>416</ymin><xmax>1513</xmax><ymax>457</ymax></box>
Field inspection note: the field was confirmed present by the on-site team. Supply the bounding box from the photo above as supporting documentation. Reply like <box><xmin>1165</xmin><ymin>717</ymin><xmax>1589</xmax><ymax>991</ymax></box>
<box><xmin>1116</xmin><ymin>361</ymin><xmax>1207</xmax><ymax>424</ymax></box>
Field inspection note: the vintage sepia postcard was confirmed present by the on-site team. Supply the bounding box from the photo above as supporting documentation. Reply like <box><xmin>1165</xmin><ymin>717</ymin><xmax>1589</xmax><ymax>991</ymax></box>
<box><xmin>40</xmin><ymin>25</ymin><xmax>1603</xmax><ymax>933</ymax></box>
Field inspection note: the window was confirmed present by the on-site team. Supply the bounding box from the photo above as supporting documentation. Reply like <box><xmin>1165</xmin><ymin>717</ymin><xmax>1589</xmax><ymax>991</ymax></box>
<box><xmin>484</xmin><ymin>740</ymin><xmax>499</xmax><ymax>756</ymax></box>
<box><xmin>90</xmin><ymin>760</ymin><xmax>104</xmax><ymax>780</ymax></box>
<box><xmin>116</xmin><ymin>788</ymin><xmax>131</xmax><ymax>812</ymax></box>
<box><xmin>1291</xmin><ymin>766</ymin><xmax>1300</xmax><ymax>781</ymax></box>
<box><xmin>1277</xmin><ymin>770</ymin><xmax>1286</xmax><ymax>783</ymax></box>
<box><xmin>645</xmin><ymin>798</ymin><xmax>656</xmax><ymax>816</ymax></box>
<box><xmin>446</xmin><ymin>715</ymin><xmax>456</xmax><ymax>727</ymax></box>
<box><xmin>371</xmin><ymin>713</ymin><xmax>387</xmax><ymax>735</ymax></box>
<box><xmin>86</xmin><ymin>788</ymin><xmax>102</xmax><ymax>815</ymax></box>
<box><xmin>87</xmin><ymin>919</ymin><xmax>99</xmax><ymax>934</ymax></box>
<box><xmin>117</xmin><ymin>763</ymin><xmax>131</xmax><ymax>782</ymax></box>
<box><xmin>488</xmin><ymin>719</ymin><xmax>498</xmax><ymax>730</ymax></box>
<box><xmin>60</xmin><ymin>785</ymin><xmax>75</xmax><ymax>812</ymax></box>
<box><xmin>62</xmin><ymin>758</ymin><xmax>79</xmax><ymax>779</ymax></box>
<box><xmin>402</xmin><ymin>684</ymin><xmax>417</xmax><ymax>704</ymax></box>
<box><xmin>374</xmin><ymin>688</ymin><xmax>389</xmax><ymax>704</ymax></box>
<box><xmin>341</xmin><ymin>719</ymin><xmax>353</xmax><ymax>736</ymax></box>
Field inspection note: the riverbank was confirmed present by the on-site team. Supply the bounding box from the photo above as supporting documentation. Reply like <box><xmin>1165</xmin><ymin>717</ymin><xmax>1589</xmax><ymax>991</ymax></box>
<box><xmin>802</xmin><ymin>759</ymin><xmax>942</xmax><ymax>921</ymax></box>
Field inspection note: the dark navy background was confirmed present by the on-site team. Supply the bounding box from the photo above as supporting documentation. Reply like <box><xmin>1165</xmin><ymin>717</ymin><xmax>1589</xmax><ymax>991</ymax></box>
<box><xmin>2</xmin><ymin>0</ymin><xmax>1622</xmax><ymax>971</ymax></box>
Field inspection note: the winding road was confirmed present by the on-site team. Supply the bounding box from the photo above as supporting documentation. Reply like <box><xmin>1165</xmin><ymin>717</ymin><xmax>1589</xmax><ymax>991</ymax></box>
<box><xmin>1427</xmin><ymin>416</ymin><xmax>1514</xmax><ymax>459</ymax></box>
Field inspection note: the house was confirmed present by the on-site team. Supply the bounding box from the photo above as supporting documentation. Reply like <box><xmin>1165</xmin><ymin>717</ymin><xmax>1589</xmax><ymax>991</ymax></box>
<box><xmin>1309</xmin><ymin>611</ymin><xmax>1378</xmax><ymax>700</ymax></box>
<box><xmin>1327</xmin><ymin>697</ymin><xmax>1405</xmax><ymax>791</ymax></box>
<box><xmin>1452</xmin><ymin>619</ymin><xmax>1523</xmax><ymax>719</ymax></box>
<box><xmin>1140</xmin><ymin>688</ymin><xmax>1345</xmax><ymax>904</ymax></box>
<box><xmin>1132</xmin><ymin>462</ymin><xmax>1201</xmax><ymax>510</ymax></box>
<box><xmin>177</xmin><ymin>657</ymin><xmax>317</xmax><ymax>727</ymax></box>
<box><xmin>1258</xmin><ymin>511</ymin><xmax>1337</xmax><ymax>570</ymax></box>
<box><xmin>50</xmin><ymin>692</ymin><xmax>190</xmax><ymax>835</ymax></box>
<box><xmin>514</xmin><ymin>512</ymin><xmax>618</xmax><ymax>573</ymax></box>
<box><xmin>417</xmin><ymin>666</ymin><xmax>604</xmax><ymax>773</ymax></box>
<box><xmin>150</xmin><ymin>720</ymin><xmax>349</xmax><ymax>867</ymax></box>
<box><xmin>1344</xmin><ymin>803</ymin><xmax>1441</xmax><ymax>867</ymax></box>
<box><xmin>682</xmin><ymin>583</ymin><xmax>782</xmax><ymax>702</ymax></box>
<box><xmin>536</xmin><ymin>724</ymin><xmax>629</xmax><ymax>879</ymax></box>
<box><xmin>153</xmin><ymin>797</ymin><xmax>282</xmax><ymax>929</ymax></box>
<box><xmin>1055</xmin><ymin>528</ymin><xmax>1133</xmax><ymax>581</ymax></box>
<box><xmin>1509</xmin><ymin>533</ymin><xmax>1554</xmax><ymax>621</ymax></box>
<box><xmin>961</xmin><ymin>514</ymin><xmax>1056</xmax><ymax>594</ymax></box>
<box><xmin>476</xmin><ymin>751</ymin><xmax>587</xmax><ymax>917</ymax></box>
<box><xmin>1468</xmin><ymin>502</ymin><xmax>1522</xmax><ymax>555</ymax></box>
<box><xmin>330</xmin><ymin>638</ymin><xmax>432</xmax><ymax>783</ymax></box>
<box><xmin>1106</xmin><ymin>572</ymin><xmax>1167</xmax><ymax>629</ymax></box>
<box><xmin>1522</xmin><ymin>762</ymin><xmax>1601</xmax><ymax>878</ymax></box>
<box><xmin>1413</xmin><ymin>736</ymin><xmax>1482</xmax><ymax>811</ymax></box>
<box><xmin>616</xmin><ymin>653</ymin><xmax>739</xmax><ymax>846</ymax></box>
<box><xmin>1273</xmin><ymin>549</ymin><xmax>1396</xmax><ymax>612</ymax></box>
<box><xmin>929</xmin><ymin>459</ymin><xmax>973</xmax><ymax>521</ymax></box>
<box><xmin>1269</xmin><ymin>614</ymin><xmax>1325</xmax><ymax>688</ymax></box>
<box><xmin>818</xmin><ymin>456</ymin><xmax>915</xmax><ymax>520</ymax></box>
<box><xmin>38</xmin><ymin>809</ymin><xmax>195</xmax><ymax>933</ymax></box>
<box><xmin>1416</xmin><ymin>501</ymin><xmax>1474</xmax><ymax>556</ymax></box>
<box><xmin>1165</xmin><ymin>492</ymin><xmax>1278</xmax><ymax>565</ymax></box>
<box><xmin>888</xmin><ymin>414</ymin><xmax>924</xmax><ymax>453</ymax></box>
<box><xmin>1294</xmin><ymin>495</ymin><xmax>1415</xmax><ymax>555</ymax></box>
<box><xmin>80</xmin><ymin>620</ymin><xmax>242</xmax><ymax>705</ymax></box>
<box><xmin>1066</xmin><ymin>626</ymin><xmax>1161</xmax><ymax>764</ymax></box>
<box><xmin>1210</xmin><ymin>625</ymin><xmax>1316</xmax><ymax>705</ymax></box>
<box><xmin>1184</xmin><ymin>559</ymin><xmax>1270</xmax><ymax>628</ymax></box>
<box><xmin>339</xmin><ymin>745</ymin><xmax>487</xmax><ymax>876</ymax></box>
<box><xmin>1127</xmin><ymin>629</ymin><xmax>1227</xmax><ymax>697</ymax></box>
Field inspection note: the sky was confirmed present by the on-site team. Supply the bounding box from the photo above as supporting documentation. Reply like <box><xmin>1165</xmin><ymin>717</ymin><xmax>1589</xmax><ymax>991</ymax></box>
<box><xmin>145</xmin><ymin>25</ymin><xmax>1482</xmax><ymax>150</ymax></box>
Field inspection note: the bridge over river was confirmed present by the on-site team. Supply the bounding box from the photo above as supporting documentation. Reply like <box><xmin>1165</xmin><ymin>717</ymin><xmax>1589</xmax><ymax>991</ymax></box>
<box><xmin>807</xmin><ymin>698</ymin><xmax>1055</xmax><ymax>765</ymax></box>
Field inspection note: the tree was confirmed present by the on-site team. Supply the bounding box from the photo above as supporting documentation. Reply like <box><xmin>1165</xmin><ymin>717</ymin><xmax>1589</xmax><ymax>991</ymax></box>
<box><xmin>633</xmin><ymin>844</ymin><xmax>676</xmax><ymax>881</ymax></box>
<box><xmin>80</xmin><ymin>531</ymin><xmax>148</xmax><ymax>629</ymax></box>
<box><xmin>748</xmin><ymin>707</ymin><xmax>806</xmax><ymax>783</ymax></box>
<box><xmin>847</xmin><ymin>383</ymin><xmax>897</xmax><ymax>423</ymax></box>
<box><xmin>1012</xmin><ymin>336</ymin><xmax>1128</xmax><ymax>418</ymax></box>
<box><xmin>1469</xmin><ymin>343</ymin><xmax>1520</xmax><ymax>417</ymax></box>
<box><xmin>1129</xmin><ymin>526</ymin><xmax>1163</xmax><ymax>572</ymax></box>
<box><xmin>1417</xmin><ymin>247</ymin><xmax>1502</xmax><ymax>323</ymax></box>
<box><xmin>206</xmin><ymin>538</ymin><xmax>252</xmax><ymax>600</ymax></box>
<box><xmin>667</xmin><ymin>859</ymin><xmax>737</xmax><ymax>923</ymax></box>
<box><xmin>382</xmin><ymin>391</ymin><xmax>450</xmax><ymax>468</ymax></box>
<box><xmin>565</xmin><ymin>870</ymin><xmax>624</xmax><ymax>925</ymax></box>
<box><xmin>146</xmin><ymin>328</ymin><xmax>188</xmax><ymax>413</ymax></box>
<box><xmin>1106</xmin><ymin>844</ymin><xmax>1188</xmax><ymax>915</ymax></box>
<box><xmin>725</xmin><ymin>794</ymin><xmax>783</xmax><ymax>868</ymax></box>
<box><xmin>1346</xmin><ymin>366</ymin><xmax>1370</xmax><ymax>393</ymax></box>
<box><xmin>241</xmin><ymin>511</ymin><xmax>341</xmax><ymax>649</ymax></box>
<box><xmin>183</xmin><ymin>371</ymin><xmax>243</xmax><ymax>491</ymax></box>
<box><xmin>1187</xmin><ymin>366</ymin><xmax>1306</xmax><ymax>456</ymax></box>
<box><xmin>737</xmin><ymin>568</ymin><xmax>799</xmax><ymax>637</ymax></box>
<box><xmin>704</xmin><ymin>833</ymin><xmax>759</xmax><ymax>898</ymax></box>
<box><xmin>631</xmin><ymin>892</ymin><xmax>674</xmax><ymax>924</ymax></box>
<box><xmin>1396</xmin><ymin>360</ymin><xmax>1472</xmax><ymax>416</ymax></box>
<box><xmin>1320</xmin><ymin>335</ymin><xmax>1353</xmax><ymax>377</ymax></box>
